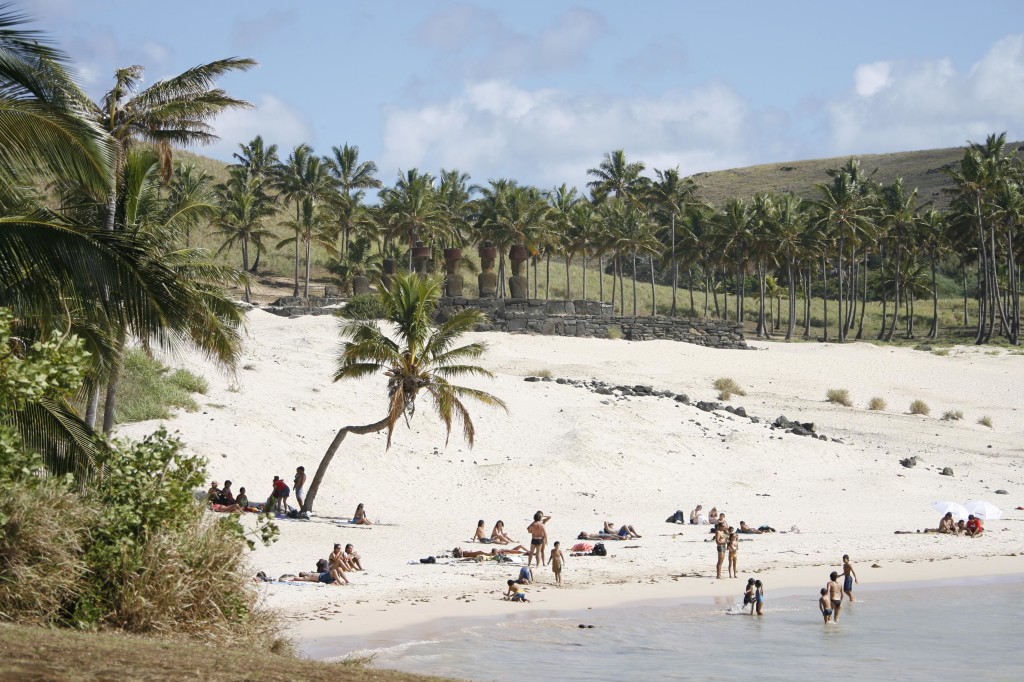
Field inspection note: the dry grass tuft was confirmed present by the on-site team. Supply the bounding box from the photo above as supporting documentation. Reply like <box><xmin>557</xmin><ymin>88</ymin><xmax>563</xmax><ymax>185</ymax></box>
<box><xmin>826</xmin><ymin>388</ymin><xmax>852</xmax><ymax>407</ymax></box>
<box><xmin>909</xmin><ymin>399</ymin><xmax>931</xmax><ymax>416</ymax></box>
<box><xmin>978</xmin><ymin>415</ymin><xmax>993</xmax><ymax>428</ymax></box>
<box><xmin>941</xmin><ymin>410</ymin><xmax>963</xmax><ymax>421</ymax></box>
<box><xmin>713</xmin><ymin>377</ymin><xmax>746</xmax><ymax>401</ymax></box>
<box><xmin>867</xmin><ymin>397</ymin><xmax>887</xmax><ymax>411</ymax></box>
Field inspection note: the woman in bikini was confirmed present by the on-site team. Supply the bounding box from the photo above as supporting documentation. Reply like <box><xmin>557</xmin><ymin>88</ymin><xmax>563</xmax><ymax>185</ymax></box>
<box><xmin>727</xmin><ymin>527</ymin><xmax>739</xmax><ymax>578</ymax></box>
<box><xmin>352</xmin><ymin>502</ymin><xmax>372</xmax><ymax>525</ymax></box>
<box><xmin>491</xmin><ymin>520</ymin><xmax>514</xmax><ymax>544</ymax></box>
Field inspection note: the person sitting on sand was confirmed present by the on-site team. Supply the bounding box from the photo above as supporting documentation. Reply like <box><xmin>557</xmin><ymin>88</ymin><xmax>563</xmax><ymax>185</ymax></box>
<box><xmin>716</xmin><ymin>512</ymin><xmax>728</xmax><ymax>529</ymax></box>
<box><xmin>453</xmin><ymin>546</ymin><xmax>530</xmax><ymax>559</ymax></box>
<box><xmin>235</xmin><ymin>487</ymin><xmax>250</xmax><ymax>509</ymax></box>
<box><xmin>965</xmin><ymin>514</ymin><xmax>984</xmax><ymax>537</ymax></box>
<box><xmin>329</xmin><ymin>543</ymin><xmax>351</xmax><ymax>572</ymax></box>
<box><xmin>505</xmin><ymin>579</ymin><xmax>528</xmax><ymax>602</ymax></box>
<box><xmin>344</xmin><ymin>544</ymin><xmax>363</xmax><ymax>571</ymax></box>
<box><xmin>473</xmin><ymin>519</ymin><xmax>493</xmax><ymax>543</ymax></box>
<box><xmin>956</xmin><ymin>519</ymin><xmax>966</xmax><ymax>534</ymax></box>
<box><xmin>708</xmin><ymin>507</ymin><xmax>719</xmax><ymax>526</ymax></box>
<box><xmin>207</xmin><ymin>481</ymin><xmax>222</xmax><ymax>503</ymax></box>
<box><xmin>491</xmin><ymin>520</ymin><xmax>514</xmax><ymax>544</ymax></box>
<box><xmin>936</xmin><ymin>512</ymin><xmax>956</xmax><ymax>534</ymax></box>
<box><xmin>352</xmin><ymin>502</ymin><xmax>372</xmax><ymax>525</ymax></box>
<box><xmin>220</xmin><ymin>480</ymin><xmax>236</xmax><ymax>505</ymax></box>
<box><xmin>691</xmin><ymin>505</ymin><xmax>704</xmax><ymax>525</ymax></box>
<box><xmin>738</xmin><ymin>521</ymin><xmax>763</xmax><ymax>534</ymax></box>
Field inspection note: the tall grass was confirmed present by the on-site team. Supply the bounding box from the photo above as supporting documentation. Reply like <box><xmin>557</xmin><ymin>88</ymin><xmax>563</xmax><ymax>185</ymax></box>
<box><xmin>826</xmin><ymin>388</ymin><xmax>852</xmax><ymax>407</ymax></box>
<box><xmin>111</xmin><ymin>350</ymin><xmax>209</xmax><ymax>424</ymax></box>
<box><xmin>714</xmin><ymin>377</ymin><xmax>746</xmax><ymax>401</ymax></box>
<box><xmin>909</xmin><ymin>399</ymin><xmax>931</xmax><ymax>416</ymax></box>
<box><xmin>867</xmin><ymin>397</ymin><xmax>887</xmax><ymax>411</ymax></box>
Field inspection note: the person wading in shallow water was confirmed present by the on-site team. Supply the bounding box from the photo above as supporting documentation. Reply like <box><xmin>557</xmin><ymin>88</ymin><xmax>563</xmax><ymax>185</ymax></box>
<box><xmin>842</xmin><ymin>554</ymin><xmax>858</xmax><ymax>602</ymax></box>
<box><xmin>713</xmin><ymin>524</ymin><xmax>728</xmax><ymax>579</ymax></box>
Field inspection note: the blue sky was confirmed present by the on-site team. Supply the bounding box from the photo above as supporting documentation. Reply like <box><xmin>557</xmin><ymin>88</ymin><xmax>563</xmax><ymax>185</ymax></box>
<box><xmin>27</xmin><ymin>0</ymin><xmax>1024</xmax><ymax>190</ymax></box>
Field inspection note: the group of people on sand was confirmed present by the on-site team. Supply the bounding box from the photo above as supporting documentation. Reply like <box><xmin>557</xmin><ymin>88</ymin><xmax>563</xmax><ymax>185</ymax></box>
<box><xmin>472</xmin><ymin>519</ymin><xmax>515</xmax><ymax>543</ymax></box>
<box><xmin>290</xmin><ymin>543</ymin><xmax>364</xmax><ymax>586</ymax></box>
<box><xmin>207</xmin><ymin>480</ymin><xmax>257</xmax><ymax>513</ymax></box>
<box><xmin>818</xmin><ymin>555</ymin><xmax>858</xmax><ymax>623</ymax></box>
<box><xmin>930</xmin><ymin>512</ymin><xmax>984</xmax><ymax>536</ymax></box>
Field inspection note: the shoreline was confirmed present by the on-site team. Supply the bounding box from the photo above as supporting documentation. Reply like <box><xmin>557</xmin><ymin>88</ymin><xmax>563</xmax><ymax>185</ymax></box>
<box><xmin>294</xmin><ymin>553</ymin><xmax>1023</xmax><ymax>660</ymax></box>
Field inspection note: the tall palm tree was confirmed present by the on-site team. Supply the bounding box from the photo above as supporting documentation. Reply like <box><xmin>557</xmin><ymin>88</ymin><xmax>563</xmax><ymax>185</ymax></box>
<box><xmin>213</xmin><ymin>168</ymin><xmax>278</xmax><ymax>302</ymax></box>
<box><xmin>379</xmin><ymin>169</ymin><xmax>440</xmax><ymax>271</ymax></box>
<box><xmin>648</xmin><ymin>167</ymin><xmax>699</xmax><ymax>315</ymax></box>
<box><xmin>587</xmin><ymin>149</ymin><xmax>648</xmax><ymax>203</ymax></box>
<box><xmin>327</xmin><ymin>143</ymin><xmax>381</xmax><ymax>257</ymax></box>
<box><xmin>276</xmin><ymin>145</ymin><xmax>335</xmax><ymax>296</ymax></box>
<box><xmin>231</xmin><ymin>135</ymin><xmax>279</xmax><ymax>272</ymax></box>
<box><xmin>301</xmin><ymin>272</ymin><xmax>506</xmax><ymax>513</ymax></box>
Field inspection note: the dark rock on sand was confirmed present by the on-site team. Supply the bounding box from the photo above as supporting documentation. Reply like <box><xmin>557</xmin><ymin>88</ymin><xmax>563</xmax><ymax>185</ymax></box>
<box><xmin>595</xmin><ymin>387</ymin><xmax>613</xmax><ymax>395</ymax></box>
<box><xmin>674</xmin><ymin>393</ymin><xmax>690</xmax><ymax>404</ymax></box>
<box><xmin>524</xmin><ymin>376</ymin><xmax>540</xmax><ymax>382</ymax></box>
<box><xmin>900</xmin><ymin>456</ymin><xmax>918</xmax><ymax>468</ymax></box>
<box><xmin>995</xmin><ymin>489</ymin><xmax>1008</xmax><ymax>494</ymax></box>
<box><xmin>734</xmin><ymin>406</ymin><xmax>747</xmax><ymax>418</ymax></box>
<box><xmin>940</xmin><ymin>467</ymin><xmax>954</xmax><ymax>476</ymax></box>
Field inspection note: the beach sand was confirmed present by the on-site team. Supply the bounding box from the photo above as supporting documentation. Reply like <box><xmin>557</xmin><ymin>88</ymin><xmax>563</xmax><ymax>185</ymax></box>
<box><xmin>119</xmin><ymin>310</ymin><xmax>1024</xmax><ymax>653</ymax></box>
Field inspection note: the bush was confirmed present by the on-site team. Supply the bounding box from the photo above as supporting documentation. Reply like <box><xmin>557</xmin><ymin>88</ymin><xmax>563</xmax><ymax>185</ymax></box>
<box><xmin>978</xmin><ymin>415</ymin><xmax>993</xmax><ymax>428</ymax></box>
<box><xmin>341</xmin><ymin>293</ymin><xmax>386</xmax><ymax>320</ymax></box>
<box><xmin>0</xmin><ymin>482</ymin><xmax>93</xmax><ymax>625</ymax></box>
<box><xmin>606</xmin><ymin>325</ymin><xmax>623</xmax><ymax>340</ymax></box>
<box><xmin>868</xmin><ymin>397</ymin><xmax>887</xmax><ymax>411</ymax></box>
<box><xmin>909</xmin><ymin>399</ymin><xmax>930</xmax><ymax>416</ymax></box>
<box><xmin>113</xmin><ymin>350</ymin><xmax>208</xmax><ymax>424</ymax></box>
<box><xmin>826</xmin><ymin>388</ymin><xmax>852</xmax><ymax>407</ymax></box>
<box><xmin>941</xmin><ymin>410</ymin><xmax>964</xmax><ymax>421</ymax></box>
<box><xmin>714</xmin><ymin>377</ymin><xmax>746</xmax><ymax>401</ymax></box>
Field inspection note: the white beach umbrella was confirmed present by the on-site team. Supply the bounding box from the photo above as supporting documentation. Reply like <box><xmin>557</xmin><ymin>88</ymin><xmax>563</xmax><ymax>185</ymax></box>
<box><xmin>931</xmin><ymin>501</ymin><xmax>969</xmax><ymax>520</ymax></box>
<box><xmin>962</xmin><ymin>500</ymin><xmax>1002</xmax><ymax>520</ymax></box>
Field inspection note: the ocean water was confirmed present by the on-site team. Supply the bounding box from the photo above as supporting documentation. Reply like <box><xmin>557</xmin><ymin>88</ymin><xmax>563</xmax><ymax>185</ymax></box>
<box><xmin>339</xmin><ymin>576</ymin><xmax>1024</xmax><ymax>681</ymax></box>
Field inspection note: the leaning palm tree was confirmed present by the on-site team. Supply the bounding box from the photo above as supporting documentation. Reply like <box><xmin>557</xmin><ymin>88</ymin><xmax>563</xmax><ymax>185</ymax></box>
<box><xmin>301</xmin><ymin>272</ymin><xmax>506</xmax><ymax>513</ymax></box>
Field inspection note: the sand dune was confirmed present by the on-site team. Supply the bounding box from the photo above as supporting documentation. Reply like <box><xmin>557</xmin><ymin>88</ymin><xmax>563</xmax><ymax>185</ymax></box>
<box><xmin>119</xmin><ymin>310</ymin><xmax>1024</xmax><ymax>648</ymax></box>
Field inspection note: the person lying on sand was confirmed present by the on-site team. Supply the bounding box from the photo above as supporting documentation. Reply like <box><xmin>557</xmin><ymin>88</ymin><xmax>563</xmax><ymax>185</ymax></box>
<box><xmin>603</xmin><ymin>522</ymin><xmax>642</xmax><ymax>539</ymax></box>
<box><xmin>738</xmin><ymin>521</ymin><xmax>763</xmax><ymax>534</ymax></box>
<box><xmin>491</xmin><ymin>520</ymin><xmax>515</xmax><ymax>544</ymax></box>
<box><xmin>299</xmin><ymin>559</ymin><xmax>329</xmax><ymax>578</ymax></box>
<box><xmin>453</xmin><ymin>546</ymin><xmax>529</xmax><ymax>558</ymax></box>
<box><xmin>577</xmin><ymin>531</ymin><xmax>625</xmax><ymax>541</ymax></box>
<box><xmin>473</xmin><ymin>519</ymin><xmax>493</xmax><ymax>543</ymax></box>
<box><xmin>292</xmin><ymin>567</ymin><xmax>348</xmax><ymax>585</ymax></box>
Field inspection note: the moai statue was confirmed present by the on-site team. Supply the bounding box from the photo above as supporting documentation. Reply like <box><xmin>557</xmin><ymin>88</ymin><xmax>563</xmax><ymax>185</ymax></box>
<box><xmin>443</xmin><ymin>248</ymin><xmax>464</xmax><ymax>297</ymax></box>
<box><xmin>380</xmin><ymin>258</ymin><xmax>397</xmax><ymax>289</ymax></box>
<box><xmin>478</xmin><ymin>241</ymin><xmax>498</xmax><ymax>298</ymax></box>
<box><xmin>411</xmin><ymin>241</ymin><xmax>431</xmax><ymax>278</ymax></box>
<box><xmin>508</xmin><ymin>244</ymin><xmax>528</xmax><ymax>299</ymax></box>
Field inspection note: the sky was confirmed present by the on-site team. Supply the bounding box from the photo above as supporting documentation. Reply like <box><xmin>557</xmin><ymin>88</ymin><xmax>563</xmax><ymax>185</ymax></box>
<box><xmin>25</xmin><ymin>0</ymin><xmax>1024</xmax><ymax>191</ymax></box>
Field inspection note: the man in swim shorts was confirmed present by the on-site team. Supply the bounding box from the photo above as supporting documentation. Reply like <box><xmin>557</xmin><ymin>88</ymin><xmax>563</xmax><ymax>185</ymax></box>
<box><xmin>527</xmin><ymin>511</ymin><xmax>551</xmax><ymax>568</ymax></box>
<box><xmin>841</xmin><ymin>554</ymin><xmax>858</xmax><ymax>602</ymax></box>
<box><xmin>713</xmin><ymin>525</ymin><xmax>728</xmax><ymax>579</ymax></box>
<box><xmin>827</xmin><ymin>571</ymin><xmax>844</xmax><ymax>622</ymax></box>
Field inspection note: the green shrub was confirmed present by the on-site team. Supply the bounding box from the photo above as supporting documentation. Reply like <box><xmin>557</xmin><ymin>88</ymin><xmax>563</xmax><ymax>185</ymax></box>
<box><xmin>113</xmin><ymin>350</ymin><xmax>207</xmax><ymax>424</ymax></box>
<box><xmin>714</xmin><ymin>377</ymin><xmax>746</xmax><ymax>401</ymax></box>
<box><xmin>341</xmin><ymin>293</ymin><xmax>386</xmax><ymax>319</ymax></box>
<box><xmin>867</xmin><ymin>397</ymin><xmax>887</xmax><ymax>411</ymax></box>
<box><xmin>909</xmin><ymin>399</ymin><xmax>930</xmax><ymax>416</ymax></box>
<box><xmin>941</xmin><ymin>410</ymin><xmax>963</xmax><ymax>421</ymax></box>
<box><xmin>606</xmin><ymin>325</ymin><xmax>623</xmax><ymax>340</ymax></box>
<box><xmin>826</xmin><ymin>388</ymin><xmax>852</xmax><ymax>407</ymax></box>
<box><xmin>978</xmin><ymin>415</ymin><xmax>993</xmax><ymax>428</ymax></box>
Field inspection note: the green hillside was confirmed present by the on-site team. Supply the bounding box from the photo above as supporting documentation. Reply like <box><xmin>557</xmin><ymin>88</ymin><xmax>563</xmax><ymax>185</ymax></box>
<box><xmin>691</xmin><ymin>141</ymin><xmax>1024</xmax><ymax>207</ymax></box>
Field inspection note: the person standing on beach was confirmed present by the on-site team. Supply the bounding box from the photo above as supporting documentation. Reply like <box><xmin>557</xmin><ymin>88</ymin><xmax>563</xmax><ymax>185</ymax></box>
<box><xmin>727</xmin><ymin>527</ymin><xmax>739</xmax><ymax>578</ymax></box>
<box><xmin>527</xmin><ymin>511</ymin><xmax>551</xmax><ymax>567</ymax></box>
<box><xmin>550</xmin><ymin>541</ymin><xmax>565</xmax><ymax>586</ymax></box>
<box><xmin>841</xmin><ymin>554</ymin><xmax>858</xmax><ymax>602</ymax></box>
<box><xmin>713</xmin><ymin>524</ymin><xmax>728</xmax><ymax>579</ymax></box>
<box><xmin>293</xmin><ymin>466</ymin><xmax>306</xmax><ymax>509</ymax></box>
<box><xmin>827</xmin><ymin>571</ymin><xmax>843</xmax><ymax>622</ymax></box>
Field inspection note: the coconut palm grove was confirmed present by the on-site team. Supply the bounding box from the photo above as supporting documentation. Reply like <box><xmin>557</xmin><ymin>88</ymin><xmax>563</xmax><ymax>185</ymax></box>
<box><xmin>2</xmin><ymin>2</ymin><xmax>1024</xmax><ymax>679</ymax></box>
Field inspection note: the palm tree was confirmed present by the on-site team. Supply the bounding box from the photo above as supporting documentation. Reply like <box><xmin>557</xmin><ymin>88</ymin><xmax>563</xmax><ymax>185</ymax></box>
<box><xmin>380</xmin><ymin>169</ymin><xmax>440</xmax><ymax>271</ymax></box>
<box><xmin>301</xmin><ymin>272</ymin><xmax>506</xmax><ymax>513</ymax></box>
<box><xmin>276</xmin><ymin>145</ymin><xmax>335</xmax><ymax>296</ymax></box>
<box><xmin>327</xmin><ymin>143</ymin><xmax>382</xmax><ymax>257</ymax></box>
<box><xmin>587</xmin><ymin>149</ymin><xmax>648</xmax><ymax>203</ymax></box>
<box><xmin>648</xmin><ymin>167</ymin><xmax>699</xmax><ymax>315</ymax></box>
<box><xmin>213</xmin><ymin>168</ymin><xmax>278</xmax><ymax>302</ymax></box>
<box><xmin>231</xmin><ymin>135</ymin><xmax>279</xmax><ymax>272</ymax></box>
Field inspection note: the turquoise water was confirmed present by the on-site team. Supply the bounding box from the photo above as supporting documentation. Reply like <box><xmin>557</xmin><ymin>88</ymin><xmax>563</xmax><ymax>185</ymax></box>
<box><xmin>329</xmin><ymin>576</ymin><xmax>1024</xmax><ymax>681</ymax></box>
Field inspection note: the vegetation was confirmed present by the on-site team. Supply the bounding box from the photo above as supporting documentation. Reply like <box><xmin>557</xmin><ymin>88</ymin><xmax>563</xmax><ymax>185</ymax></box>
<box><xmin>867</xmin><ymin>396</ymin><xmax>887</xmax><ymax>411</ymax></box>
<box><xmin>909</xmin><ymin>399</ymin><xmax>931</xmax><ymax>416</ymax></box>
<box><xmin>301</xmin><ymin>273</ymin><xmax>507</xmax><ymax>513</ymax></box>
<box><xmin>978</xmin><ymin>415</ymin><xmax>993</xmax><ymax>428</ymax></box>
<box><xmin>0</xmin><ymin>623</ymin><xmax>456</xmax><ymax>682</ymax></box>
<box><xmin>714</xmin><ymin>377</ymin><xmax>746</xmax><ymax>401</ymax></box>
<box><xmin>342</xmin><ymin>292</ymin><xmax>387</xmax><ymax>320</ymax></box>
<box><xmin>826</xmin><ymin>388</ymin><xmax>853</xmax><ymax>407</ymax></box>
<box><xmin>941</xmin><ymin>409</ymin><xmax>964</xmax><ymax>421</ymax></box>
<box><xmin>106</xmin><ymin>349</ymin><xmax>208</xmax><ymax>424</ymax></box>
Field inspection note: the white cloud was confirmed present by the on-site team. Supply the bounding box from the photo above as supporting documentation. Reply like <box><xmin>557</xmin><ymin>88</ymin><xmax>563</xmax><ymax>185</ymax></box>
<box><xmin>380</xmin><ymin>80</ymin><xmax>755</xmax><ymax>189</ymax></box>
<box><xmin>829</xmin><ymin>35</ymin><xmax>1024</xmax><ymax>154</ymax></box>
<box><xmin>204</xmin><ymin>94</ymin><xmax>313</xmax><ymax>160</ymax></box>
<box><xmin>142</xmin><ymin>40</ymin><xmax>171</xmax><ymax>65</ymax></box>
<box><xmin>853</xmin><ymin>61</ymin><xmax>892</xmax><ymax>97</ymax></box>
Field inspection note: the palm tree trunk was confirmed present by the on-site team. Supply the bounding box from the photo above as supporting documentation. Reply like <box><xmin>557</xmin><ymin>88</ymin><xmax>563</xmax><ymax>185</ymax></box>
<box><xmin>304</xmin><ymin>240</ymin><xmax>311</xmax><ymax>298</ymax></box>
<box><xmin>650</xmin><ymin>254</ymin><xmax>656</xmax><ymax>317</ymax></box>
<box><xmin>929</xmin><ymin>248</ymin><xmax>939</xmax><ymax>339</ymax></box>
<box><xmin>250</xmin><ymin>243</ymin><xmax>261</xmax><ymax>273</ymax></box>
<box><xmin>565</xmin><ymin>255</ymin><xmax>572</xmax><ymax>301</ymax></box>
<box><xmin>961</xmin><ymin>259</ymin><xmax>970</xmax><ymax>327</ymax></box>
<box><xmin>786</xmin><ymin>258</ymin><xmax>796</xmax><ymax>340</ymax></box>
<box><xmin>582</xmin><ymin>248</ymin><xmax>588</xmax><ymax>301</ymax></box>
<box><xmin>802</xmin><ymin>268</ymin><xmax>812</xmax><ymax>340</ymax></box>
<box><xmin>499</xmin><ymin>252</ymin><xmax>506</xmax><ymax>299</ymax></box>
<box><xmin>610</xmin><ymin>256</ymin><xmax>616</xmax><ymax>311</ymax></box>
<box><xmin>101</xmin><ymin>362</ymin><xmax>120</xmax><ymax>434</ymax></box>
<box><xmin>885</xmin><ymin>250</ymin><xmax>901</xmax><ymax>342</ymax></box>
<box><xmin>84</xmin><ymin>386</ymin><xmax>101</xmax><ymax>428</ymax></box>
<box><xmin>545</xmin><ymin>252</ymin><xmax>551</xmax><ymax>301</ymax></box>
<box><xmin>837</xmin><ymin>237</ymin><xmax>845</xmax><ymax>342</ymax></box>
<box><xmin>857</xmin><ymin>251</ymin><xmax>868</xmax><ymax>339</ymax></box>
<box><xmin>619</xmin><ymin>257</ymin><xmax>626</xmax><ymax>315</ymax></box>
<box><xmin>631</xmin><ymin>251</ymin><xmax>638</xmax><ymax>318</ymax></box>
<box><xmin>598</xmin><ymin>254</ymin><xmax>604</xmax><ymax>303</ymax></box>
<box><xmin>822</xmin><ymin>255</ymin><xmax>829</xmax><ymax>341</ymax></box>
<box><xmin>242</xmin><ymin>237</ymin><xmax>251</xmax><ymax>303</ymax></box>
<box><xmin>689</xmin><ymin>268</ymin><xmax>696</xmax><ymax>316</ymax></box>
<box><xmin>670</xmin><ymin>213</ymin><xmax>677</xmax><ymax>316</ymax></box>
<box><xmin>301</xmin><ymin>416</ymin><xmax>391</xmax><ymax>513</ymax></box>
<box><xmin>877</xmin><ymin>244</ymin><xmax>888</xmax><ymax>339</ymax></box>
<box><xmin>293</xmin><ymin>205</ymin><xmax>301</xmax><ymax>297</ymax></box>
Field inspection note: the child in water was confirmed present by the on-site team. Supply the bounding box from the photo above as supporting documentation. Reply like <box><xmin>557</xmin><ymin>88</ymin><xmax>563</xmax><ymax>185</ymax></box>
<box><xmin>752</xmin><ymin>580</ymin><xmax>764</xmax><ymax>615</ymax></box>
<box><xmin>819</xmin><ymin>587</ymin><xmax>833</xmax><ymax>623</ymax></box>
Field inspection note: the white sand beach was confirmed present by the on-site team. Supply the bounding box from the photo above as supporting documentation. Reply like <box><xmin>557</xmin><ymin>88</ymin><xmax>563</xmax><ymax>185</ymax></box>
<box><xmin>119</xmin><ymin>310</ymin><xmax>1024</xmax><ymax>650</ymax></box>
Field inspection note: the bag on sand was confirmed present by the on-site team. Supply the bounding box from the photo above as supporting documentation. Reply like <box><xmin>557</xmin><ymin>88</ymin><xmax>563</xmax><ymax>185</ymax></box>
<box><xmin>665</xmin><ymin>510</ymin><xmax>685</xmax><ymax>524</ymax></box>
<box><xmin>591</xmin><ymin>542</ymin><xmax>607</xmax><ymax>557</ymax></box>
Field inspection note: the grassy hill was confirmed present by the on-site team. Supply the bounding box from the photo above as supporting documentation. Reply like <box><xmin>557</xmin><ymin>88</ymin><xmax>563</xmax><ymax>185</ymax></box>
<box><xmin>691</xmin><ymin>141</ymin><xmax>1024</xmax><ymax>208</ymax></box>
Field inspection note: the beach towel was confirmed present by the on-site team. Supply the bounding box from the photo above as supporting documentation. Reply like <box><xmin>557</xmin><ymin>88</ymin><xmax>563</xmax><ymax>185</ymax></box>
<box><xmin>571</xmin><ymin>542</ymin><xmax>593</xmax><ymax>552</ymax></box>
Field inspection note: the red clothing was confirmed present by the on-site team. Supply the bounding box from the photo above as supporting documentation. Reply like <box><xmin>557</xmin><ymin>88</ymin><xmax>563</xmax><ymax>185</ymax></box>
<box><xmin>273</xmin><ymin>479</ymin><xmax>286</xmax><ymax>492</ymax></box>
<box><xmin>966</xmin><ymin>518</ymin><xmax>983</xmax><ymax>534</ymax></box>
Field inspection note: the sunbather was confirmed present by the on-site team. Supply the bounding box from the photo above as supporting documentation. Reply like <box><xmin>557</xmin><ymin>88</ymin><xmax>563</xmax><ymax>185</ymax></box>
<box><xmin>491</xmin><ymin>520</ymin><xmax>514</xmax><ymax>544</ymax></box>
<box><xmin>352</xmin><ymin>502</ymin><xmax>372</xmax><ymax>525</ymax></box>
<box><xmin>577</xmin><ymin>531</ymin><xmax>625</xmax><ymax>541</ymax></box>
<box><xmin>453</xmin><ymin>546</ymin><xmax>529</xmax><ymax>558</ymax></box>
<box><xmin>473</xmin><ymin>519</ymin><xmax>493</xmax><ymax>543</ymax></box>
<box><xmin>604</xmin><ymin>521</ymin><xmax>641</xmax><ymax>539</ymax></box>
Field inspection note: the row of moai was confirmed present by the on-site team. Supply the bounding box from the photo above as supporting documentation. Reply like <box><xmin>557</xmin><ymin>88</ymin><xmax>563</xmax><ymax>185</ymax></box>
<box><xmin>387</xmin><ymin>240</ymin><xmax>529</xmax><ymax>299</ymax></box>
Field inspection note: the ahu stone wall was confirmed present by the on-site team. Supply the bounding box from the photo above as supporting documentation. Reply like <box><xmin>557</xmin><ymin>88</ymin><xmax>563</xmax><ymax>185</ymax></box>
<box><xmin>436</xmin><ymin>297</ymin><xmax>746</xmax><ymax>349</ymax></box>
